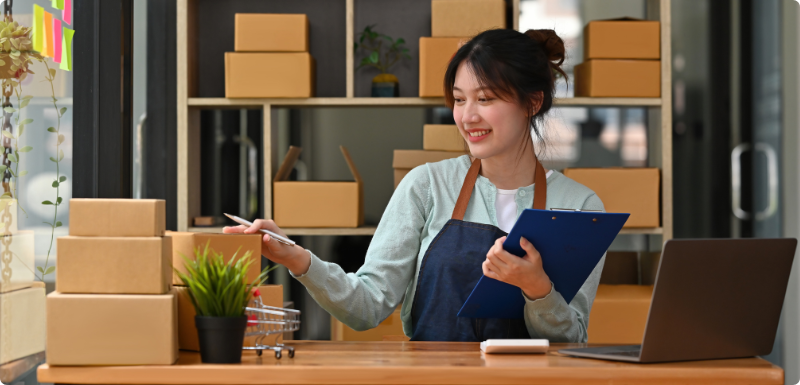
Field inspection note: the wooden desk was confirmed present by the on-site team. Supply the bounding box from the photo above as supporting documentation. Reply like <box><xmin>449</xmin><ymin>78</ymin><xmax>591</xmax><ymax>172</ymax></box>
<box><xmin>37</xmin><ymin>341</ymin><xmax>783</xmax><ymax>385</ymax></box>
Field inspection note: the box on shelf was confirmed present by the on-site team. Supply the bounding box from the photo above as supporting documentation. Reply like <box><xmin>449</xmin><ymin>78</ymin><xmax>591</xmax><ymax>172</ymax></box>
<box><xmin>573</xmin><ymin>60</ymin><xmax>660</xmax><ymax>98</ymax></box>
<box><xmin>393</xmin><ymin>150</ymin><xmax>467</xmax><ymax>188</ymax></box>
<box><xmin>0</xmin><ymin>230</ymin><xmax>36</xmax><ymax>293</ymax></box>
<box><xmin>46</xmin><ymin>290</ymin><xmax>178</xmax><ymax>366</ymax></box>
<box><xmin>423</xmin><ymin>124</ymin><xmax>465</xmax><ymax>152</ymax></box>
<box><xmin>273</xmin><ymin>146</ymin><xmax>363</xmax><ymax>228</ymax></box>
<box><xmin>587</xmin><ymin>284</ymin><xmax>653</xmax><ymax>344</ymax></box>
<box><xmin>641</xmin><ymin>251</ymin><xmax>661</xmax><ymax>285</ymax></box>
<box><xmin>431</xmin><ymin>0</ymin><xmax>506</xmax><ymax>38</ymax></box>
<box><xmin>0</xmin><ymin>286</ymin><xmax>45</xmax><ymax>365</ymax></box>
<box><xmin>69</xmin><ymin>199</ymin><xmax>166</xmax><ymax>237</ymax></box>
<box><xmin>177</xmin><ymin>285</ymin><xmax>283</xmax><ymax>351</ymax></box>
<box><xmin>563</xmin><ymin>168</ymin><xmax>660</xmax><ymax>228</ymax></box>
<box><xmin>235</xmin><ymin>14</ymin><xmax>308</xmax><ymax>52</ymax></box>
<box><xmin>225</xmin><ymin>52</ymin><xmax>315</xmax><ymax>98</ymax></box>
<box><xmin>599</xmin><ymin>252</ymin><xmax>639</xmax><ymax>285</ymax></box>
<box><xmin>419</xmin><ymin>37</ymin><xmax>465</xmax><ymax>97</ymax></box>
<box><xmin>56</xmin><ymin>236</ymin><xmax>172</xmax><ymax>294</ymax></box>
<box><xmin>331</xmin><ymin>308</ymin><xmax>403</xmax><ymax>341</ymax></box>
<box><xmin>584</xmin><ymin>18</ymin><xmax>660</xmax><ymax>60</ymax></box>
<box><xmin>168</xmin><ymin>232</ymin><xmax>263</xmax><ymax>285</ymax></box>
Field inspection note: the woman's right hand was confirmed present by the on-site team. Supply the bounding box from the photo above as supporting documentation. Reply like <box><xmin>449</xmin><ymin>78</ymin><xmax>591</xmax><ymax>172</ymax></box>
<box><xmin>223</xmin><ymin>219</ymin><xmax>311</xmax><ymax>276</ymax></box>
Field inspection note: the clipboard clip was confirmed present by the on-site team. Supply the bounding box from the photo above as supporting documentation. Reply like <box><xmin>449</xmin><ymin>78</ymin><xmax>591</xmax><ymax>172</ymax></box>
<box><xmin>549</xmin><ymin>208</ymin><xmax>603</xmax><ymax>212</ymax></box>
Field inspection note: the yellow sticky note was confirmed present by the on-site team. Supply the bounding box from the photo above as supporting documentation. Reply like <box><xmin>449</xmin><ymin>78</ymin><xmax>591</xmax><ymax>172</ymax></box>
<box><xmin>43</xmin><ymin>12</ymin><xmax>53</xmax><ymax>58</ymax></box>
<box><xmin>60</xmin><ymin>27</ymin><xmax>74</xmax><ymax>71</ymax></box>
<box><xmin>33</xmin><ymin>5</ymin><xmax>44</xmax><ymax>53</ymax></box>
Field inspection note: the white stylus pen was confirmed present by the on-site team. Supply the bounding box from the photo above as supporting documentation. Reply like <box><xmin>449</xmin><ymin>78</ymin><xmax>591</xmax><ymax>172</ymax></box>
<box><xmin>224</xmin><ymin>213</ymin><xmax>296</xmax><ymax>246</ymax></box>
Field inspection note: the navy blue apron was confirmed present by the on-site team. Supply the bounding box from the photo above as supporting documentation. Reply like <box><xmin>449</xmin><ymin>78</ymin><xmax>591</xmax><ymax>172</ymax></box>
<box><xmin>411</xmin><ymin>157</ymin><xmax>548</xmax><ymax>341</ymax></box>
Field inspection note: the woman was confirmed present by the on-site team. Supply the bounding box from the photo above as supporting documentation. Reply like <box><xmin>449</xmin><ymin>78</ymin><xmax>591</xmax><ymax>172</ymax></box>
<box><xmin>224</xmin><ymin>28</ymin><xmax>605</xmax><ymax>342</ymax></box>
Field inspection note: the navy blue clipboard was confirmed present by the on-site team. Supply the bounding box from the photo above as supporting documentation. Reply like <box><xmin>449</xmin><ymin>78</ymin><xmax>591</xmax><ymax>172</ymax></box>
<box><xmin>457</xmin><ymin>209</ymin><xmax>630</xmax><ymax>319</ymax></box>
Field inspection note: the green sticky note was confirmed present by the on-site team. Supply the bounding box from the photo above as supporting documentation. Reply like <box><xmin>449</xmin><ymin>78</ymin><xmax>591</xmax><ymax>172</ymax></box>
<box><xmin>60</xmin><ymin>27</ymin><xmax>74</xmax><ymax>71</ymax></box>
<box><xmin>57</xmin><ymin>0</ymin><xmax>65</xmax><ymax>10</ymax></box>
<box><xmin>33</xmin><ymin>5</ymin><xmax>43</xmax><ymax>53</ymax></box>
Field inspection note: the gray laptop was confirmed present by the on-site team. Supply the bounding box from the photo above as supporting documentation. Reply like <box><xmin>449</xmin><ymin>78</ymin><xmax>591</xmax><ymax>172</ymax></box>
<box><xmin>560</xmin><ymin>238</ymin><xmax>797</xmax><ymax>363</ymax></box>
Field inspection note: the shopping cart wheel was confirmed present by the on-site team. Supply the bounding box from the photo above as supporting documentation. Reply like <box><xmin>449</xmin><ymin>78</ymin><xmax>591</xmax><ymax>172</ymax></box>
<box><xmin>275</xmin><ymin>350</ymin><xmax>282</xmax><ymax>359</ymax></box>
<box><xmin>256</xmin><ymin>349</ymin><xmax>262</xmax><ymax>357</ymax></box>
<box><xmin>288</xmin><ymin>349</ymin><xmax>295</xmax><ymax>358</ymax></box>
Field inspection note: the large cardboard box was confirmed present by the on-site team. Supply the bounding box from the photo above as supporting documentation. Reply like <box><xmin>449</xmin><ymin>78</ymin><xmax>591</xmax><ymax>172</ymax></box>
<box><xmin>273</xmin><ymin>146</ymin><xmax>363</xmax><ymax>228</ymax></box>
<box><xmin>419</xmin><ymin>37</ymin><xmax>464</xmax><ymax>97</ymax></box>
<box><xmin>177</xmin><ymin>285</ymin><xmax>283</xmax><ymax>351</ymax></box>
<box><xmin>168</xmin><ymin>232</ymin><xmax>263</xmax><ymax>285</ymax></box>
<box><xmin>0</xmin><ymin>286</ymin><xmax>45</xmax><ymax>365</ymax></box>
<box><xmin>46</xmin><ymin>290</ymin><xmax>178</xmax><ymax>366</ymax></box>
<box><xmin>562</xmin><ymin>168</ymin><xmax>660</xmax><ymax>228</ymax></box>
<box><xmin>423</xmin><ymin>124</ymin><xmax>465</xmax><ymax>152</ymax></box>
<box><xmin>584</xmin><ymin>19</ymin><xmax>660</xmax><ymax>60</ymax></box>
<box><xmin>599</xmin><ymin>251</ymin><xmax>639</xmax><ymax>285</ymax></box>
<box><xmin>235</xmin><ymin>14</ymin><xmax>308</xmax><ymax>52</ymax></box>
<box><xmin>431</xmin><ymin>0</ymin><xmax>506</xmax><ymax>38</ymax></box>
<box><xmin>587</xmin><ymin>284</ymin><xmax>653</xmax><ymax>344</ymax></box>
<box><xmin>69</xmin><ymin>199</ymin><xmax>166</xmax><ymax>237</ymax></box>
<box><xmin>57</xmin><ymin>236</ymin><xmax>172</xmax><ymax>294</ymax></box>
<box><xmin>225</xmin><ymin>52</ymin><xmax>315</xmax><ymax>98</ymax></box>
<box><xmin>393</xmin><ymin>150</ymin><xmax>467</xmax><ymax>188</ymax></box>
<box><xmin>574</xmin><ymin>60</ymin><xmax>660</xmax><ymax>97</ymax></box>
<box><xmin>0</xmin><ymin>230</ymin><xmax>35</xmax><ymax>293</ymax></box>
<box><xmin>331</xmin><ymin>308</ymin><xmax>404</xmax><ymax>341</ymax></box>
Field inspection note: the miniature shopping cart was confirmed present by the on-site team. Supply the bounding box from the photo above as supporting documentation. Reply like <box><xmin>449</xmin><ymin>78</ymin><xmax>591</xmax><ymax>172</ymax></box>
<box><xmin>243</xmin><ymin>292</ymin><xmax>301</xmax><ymax>359</ymax></box>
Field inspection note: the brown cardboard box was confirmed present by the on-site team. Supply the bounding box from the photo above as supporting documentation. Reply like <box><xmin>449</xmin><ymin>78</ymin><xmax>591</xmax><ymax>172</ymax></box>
<box><xmin>431</xmin><ymin>0</ymin><xmax>506</xmax><ymax>38</ymax></box>
<box><xmin>393</xmin><ymin>150</ymin><xmax>467</xmax><ymax>188</ymax></box>
<box><xmin>168</xmin><ymin>232</ymin><xmax>263</xmax><ymax>285</ymax></box>
<box><xmin>176</xmin><ymin>285</ymin><xmax>283</xmax><ymax>351</ymax></box>
<box><xmin>419</xmin><ymin>37</ymin><xmax>465</xmax><ymax>97</ymax></box>
<box><xmin>423</xmin><ymin>124</ymin><xmax>465</xmax><ymax>152</ymax></box>
<box><xmin>587</xmin><ymin>284</ymin><xmax>652</xmax><ymax>344</ymax></box>
<box><xmin>331</xmin><ymin>308</ymin><xmax>404</xmax><ymax>341</ymax></box>
<box><xmin>641</xmin><ymin>252</ymin><xmax>661</xmax><ymax>285</ymax></box>
<box><xmin>69</xmin><ymin>199</ymin><xmax>166</xmax><ymax>237</ymax></box>
<box><xmin>235</xmin><ymin>14</ymin><xmax>308</xmax><ymax>52</ymax></box>
<box><xmin>562</xmin><ymin>168</ymin><xmax>660</xmax><ymax>228</ymax></box>
<box><xmin>0</xmin><ymin>286</ymin><xmax>45</xmax><ymax>365</ymax></box>
<box><xmin>57</xmin><ymin>236</ymin><xmax>172</xmax><ymax>294</ymax></box>
<box><xmin>273</xmin><ymin>146</ymin><xmax>363</xmax><ymax>228</ymax></box>
<box><xmin>46</xmin><ymin>290</ymin><xmax>178</xmax><ymax>365</ymax></box>
<box><xmin>225</xmin><ymin>52</ymin><xmax>315</xmax><ymax>98</ymax></box>
<box><xmin>599</xmin><ymin>252</ymin><xmax>639</xmax><ymax>285</ymax></box>
<box><xmin>584</xmin><ymin>19</ymin><xmax>660</xmax><ymax>60</ymax></box>
<box><xmin>574</xmin><ymin>60</ymin><xmax>660</xmax><ymax>97</ymax></box>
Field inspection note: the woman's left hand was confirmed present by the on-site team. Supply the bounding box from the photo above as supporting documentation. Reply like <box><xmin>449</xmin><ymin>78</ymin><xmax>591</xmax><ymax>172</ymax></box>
<box><xmin>483</xmin><ymin>236</ymin><xmax>552</xmax><ymax>300</ymax></box>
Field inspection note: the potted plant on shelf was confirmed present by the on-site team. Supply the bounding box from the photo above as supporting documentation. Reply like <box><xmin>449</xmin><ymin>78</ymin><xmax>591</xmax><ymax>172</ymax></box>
<box><xmin>354</xmin><ymin>24</ymin><xmax>411</xmax><ymax>97</ymax></box>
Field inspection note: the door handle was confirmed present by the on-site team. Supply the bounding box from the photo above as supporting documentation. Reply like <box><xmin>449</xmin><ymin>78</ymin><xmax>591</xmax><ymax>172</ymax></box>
<box><xmin>731</xmin><ymin>143</ymin><xmax>750</xmax><ymax>220</ymax></box>
<box><xmin>730</xmin><ymin>142</ymin><xmax>779</xmax><ymax>221</ymax></box>
<box><xmin>754</xmin><ymin>143</ymin><xmax>778</xmax><ymax>221</ymax></box>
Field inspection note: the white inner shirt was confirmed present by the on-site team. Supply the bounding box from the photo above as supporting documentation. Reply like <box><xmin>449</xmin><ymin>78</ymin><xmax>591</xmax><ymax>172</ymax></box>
<box><xmin>495</xmin><ymin>170</ymin><xmax>554</xmax><ymax>233</ymax></box>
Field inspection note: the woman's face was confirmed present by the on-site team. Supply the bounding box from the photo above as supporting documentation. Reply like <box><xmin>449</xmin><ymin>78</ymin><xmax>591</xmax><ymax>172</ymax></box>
<box><xmin>452</xmin><ymin>61</ymin><xmax>531</xmax><ymax>160</ymax></box>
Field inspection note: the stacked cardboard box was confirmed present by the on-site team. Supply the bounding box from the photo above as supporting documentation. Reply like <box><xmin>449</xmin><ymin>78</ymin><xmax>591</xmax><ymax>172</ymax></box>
<box><xmin>393</xmin><ymin>125</ymin><xmax>467</xmax><ymax>188</ymax></box>
<box><xmin>226</xmin><ymin>14</ymin><xmax>315</xmax><ymax>98</ymax></box>
<box><xmin>562</xmin><ymin>168</ymin><xmax>660</xmax><ymax>228</ymax></box>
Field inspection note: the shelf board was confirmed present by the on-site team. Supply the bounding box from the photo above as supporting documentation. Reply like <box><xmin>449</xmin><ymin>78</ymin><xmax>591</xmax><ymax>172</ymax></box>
<box><xmin>188</xmin><ymin>226</ymin><xmax>378</xmax><ymax>236</ymax></box>
<box><xmin>619</xmin><ymin>227</ymin><xmax>663</xmax><ymax>235</ymax></box>
<box><xmin>186</xmin><ymin>97</ymin><xmax>662</xmax><ymax>109</ymax></box>
<box><xmin>555</xmin><ymin>97</ymin><xmax>662</xmax><ymax>107</ymax></box>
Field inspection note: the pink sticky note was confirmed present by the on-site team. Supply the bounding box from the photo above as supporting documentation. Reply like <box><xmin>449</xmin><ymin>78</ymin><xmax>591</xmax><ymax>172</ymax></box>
<box><xmin>62</xmin><ymin>0</ymin><xmax>71</xmax><ymax>25</ymax></box>
<box><xmin>53</xmin><ymin>19</ymin><xmax>62</xmax><ymax>63</ymax></box>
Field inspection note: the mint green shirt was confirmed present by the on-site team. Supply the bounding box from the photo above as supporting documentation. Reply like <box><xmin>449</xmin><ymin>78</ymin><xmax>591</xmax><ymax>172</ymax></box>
<box><xmin>293</xmin><ymin>155</ymin><xmax>606</xmax><ymax>342</ymax></box>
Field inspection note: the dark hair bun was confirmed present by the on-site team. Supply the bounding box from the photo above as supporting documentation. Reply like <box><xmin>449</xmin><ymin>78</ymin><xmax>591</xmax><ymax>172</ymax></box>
<box><xmin>524</xmin><ymin>29</ymin><xmax>567</xmax><ymax>79</ymax></box>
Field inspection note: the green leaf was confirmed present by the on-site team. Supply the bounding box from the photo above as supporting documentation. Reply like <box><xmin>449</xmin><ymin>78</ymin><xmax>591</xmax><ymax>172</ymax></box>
<box><xmin>7</xmin><ymin>153</ymin><xmax>16</xmax><ymax>162</ymax></box>
<box><xmin>59</xmin><ymin>176</ymin><xmax>66</xmax><ymax>182</ymax></box>
<box><xmin>44</xmin><ymin>266</ymin><xmax>55</xmax><ymax>275</ymax></box>
<box><xmin>1</xmin><ymin>130</ymin><xmax>12</xmax><ymax>139</ymax></box>
<box><xmin>56</xmin><ymin>197</ymin><xmax>62</xmax><ymax>204</ymax></box>
<box><xmin>58</xmin><ymin>134</ymin><xmax>65</xmax><ymax>145</ymax></box>
<box><xmin>49</xmin><ymin>157</ymin><xmax>57</xmax><ymax>162</ymax></box>
<box><xmin>58</xmin><ymin>149</ymin><xmax>64</xmax><ymax>161</ymax></box>
<box><xmin>369</xmin><ymin>51</ymin><xmax>379</xmax><ymax>64</ymax></box>
<box><xmin>396</xmin><ymin>37</ymin><xmax>405</xmax><ymax>45</ymax></box>
<box><xmin>17</xmin><ymin>124</ymin><xmax>23</xmax><ymax>136</ymax></box>
<box><xmin>59</xmin><ymin>107</ymin><xmax>67</xmax><ymax>116</ymax></box>
<box><xmin>0</xmin><ymin>193</ymin><xmax>10</xmax><ymax>199</ymax></box>
<box><xmin>20</xmin><ymin>99</ymin><xmax>28</xmax><ymax>108</ymax></box>
<box><xmin>36</xmin><ymin>266</ymin><xmax>44</xmax><ymax>273</ymax></box>
<box><xmin>48</xmin><ymin>68</ymin><xmax>56</xmax><ymax>78</ymax></box>
<box><xmin>20</xmin><ymin>118</ymin><xmax>32</xmax><ymax>125</ymax></box>
<box><xmin>47</xmin><ymin>127</ymin><xmax>56</xmax><ymax>133</ymax></box>
<box><xmin>55</xmin><ymin>221</ymin><xmax>62</xmax><ymax>228</ymax></box>
<box><xmin>42</xmin><ymin>200</ymin><xmax>53</xmax><ymax>205</ymax></box>
<box><xmin>8</xmin><ymin>168</ymin><xmax>14</xmax><ymax>177</ymax></box>
<box><xmin>18</xmin><ymin>170</ymin><xmax>26</xmax><ymax>176</ymax></box>
<box><xmin>0</xmin><ymin>165</ymin><xmax>6</xmax><ymax>173</ymax></box>
<box><xmin>43</xmin><ymin>221</ymin><xmax>52</xmax><ymax>226</ymax></box>
<box><xmin>52</xmin><ymin>181</ymin><xmax>59</xmax><ymax>188</ymax></box>
<box><xmin>18</xmin><ymin>146</ymin><xmax>31</xmax><ymax>152</ymax></box>
<box><xmin>22</xmin><ymin>95</ymin><xmax>32</xmax><ymax>100</ymax></box>
<box><xmin>3</xmin><ymin>107</ymin><xmax>13</xmax><ymax>114</ymax></box>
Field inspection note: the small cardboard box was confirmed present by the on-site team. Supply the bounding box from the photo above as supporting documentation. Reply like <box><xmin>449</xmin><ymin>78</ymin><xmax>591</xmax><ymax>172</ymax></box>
<box><xmin>393</xmin><ymin>150</ymin><xmax>467</xmax><ymax>188</ymax></box>
<box><xmin>0</xmin><ymin>286</ymin><xmax>45</xmax><ymax>365</ymax></box>
<box><xmin>431</xmin><ymin>0</ymin><xmax>506</xmax><ymax>38</ymax></box>
<box><xmin>423</xmin><ymin>124</ymin><xmax>465</xmax><ymax>152</ymax></box>
<box><xmin>331</xmin><ymin>308</ymin><xmax>403</xmax><ymax>341</ymax></box>
<box><xmin>587</xmin><ymin>284</ymin><xmax>653</xmax><ymax>344</ymax></box>
<box><xmin>225</xmin><ymin>52</ymin><xmax>315</xmax><ymax>98</ymax></box>
<box><xmin>574</xmin><ymin>59</ymin><xmax>660</xmax><ymax>97</ymax></box>
<box><xmin>0</xmin><ymin>230</ymin><xmax>35</xmax><ymax>293</ymax></box>
<box><xmin>584</xmin><ymin>19</ymin><xmax>660</xmax><ymax>60</ymax></box>
<box><xmin>57</xmin><ymin>236</ymin><xmax>172</xmax><ymax>294</ymax></box>
<box><xmin>177</xmin><ymin>285</ymin><xmax>283</xmax><ymax>351</ymax></box>
<box><xmin>419</xmin><ymin>37</ymin><xmax>465</xmax><ymax>97</ymax></box>
<box><xmin>46</xmin><ymin>290</ymin><xmax>178</xmax><ymax>365</ymax></box>
<box><xmin>562</xmin><ymin>168</ymin><xmax>660</xmax><ymax>228</ymax></box>
<box><xmin>273</xmin><ymin>146</ymin><xmax>364</xmax><ymax>228</ymax></box>
<box><xmin>168</xmin><ymin>232</ymin><xmax>263</xmax><ymax>285</ymax></box>
<box><xmin>235</xmin><ymin>14</ymin><xmax>308</xmax><ymax>52</ymax></box>
<box><xmin>69</xmin><ymin>199</ymin><xmax>166</xmax><ymax>237</ymax></box>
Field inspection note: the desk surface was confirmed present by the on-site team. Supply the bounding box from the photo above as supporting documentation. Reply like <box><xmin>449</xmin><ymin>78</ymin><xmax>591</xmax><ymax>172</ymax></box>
<box><xmin>37</xmin><ymin>341</ymin><xmax>783</xmax><ymax>385</ymax></box>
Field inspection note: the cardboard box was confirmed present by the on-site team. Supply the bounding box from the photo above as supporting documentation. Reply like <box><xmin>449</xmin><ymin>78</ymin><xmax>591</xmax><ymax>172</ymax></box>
<box><xmin>587</xmin><ymin>284</ymin><xmax>653</xmax><ymax>344</ymax></box>
<box><xmin>235</xmin><ymin>14</ymin><xmax>308</xmax><ymax>52</ymax></box>
<box><xmin>331</xmin><ymin>308</ymin><xmax>404</xmax><ymax>341</ymax></box>
<box><xmin>273</xmin><ymin>146</ymin><xmax>363</xmax><ymax>228</ymax></box>
<box><xmin>69</xmin><ymin>199</ymin><xmax>166</xmax><ymax>237</ymax></box>
<box><xmin>599</xmin><ymin>252</ymin><xmax>639</xmax><ymax>285</ymax></box>
<box><xmin>574</xmin><ymin>60</ymin><xmax>660</xmax><ymax>97</ymax></box>
<box><xmin>225</xmin><ymin>52</ymin><xmax>315</xmax><ymax>98</ymax></box>
<box><xmin>562</xmin><ymin>168</ymin><xmax>660</xmax><ymax>228</ymax></box>
<box><xmin>57</xmin><ymin>236</ymin><xmax>172</xmax><ymax>294</ymax></box>
<box><xmin>419</xmin><ymin>38</ymin><xmax>465</xmax><ymax>97</ymax></box>
<box><xmin>0</xmin><ymin>230</ymin><xmax>35</xmax><ymax>293</ymax></box>
<box><xmin>0</xmin><ymin>286</ymin><xmax>45</xmax><ymax>365</ymax></box>
<box><xmin>584</xmin><ymin>19</ymin><xmax>660</xmax><ymax>60</ymax></box>
<box><xmin>393</xmin><ymin>150</ymin><xmax>467</xmax><ymax>188</ymax></box>
<box><xmin>168</xmin><ymin>232</ymin><xmax>263</xmax><ymax>285</ymax></box>
<box><xmin>431</xmin><ymin>0</ymin><xmax>506</xmax><ymax>37</ymax></box>
<box><xmin>423</xmin><ymin>124</ymin><xmax>465</xmax><ymax>152</ymax></box>
<box><xmin>177</xmin><ymin>285</ymin><xmax>283</xmax><ymax>351</ymax></box>
<box><xmin>46</xmin><ymin>290</ymin><xmax>178</xmax><ymax>366</ymax></box>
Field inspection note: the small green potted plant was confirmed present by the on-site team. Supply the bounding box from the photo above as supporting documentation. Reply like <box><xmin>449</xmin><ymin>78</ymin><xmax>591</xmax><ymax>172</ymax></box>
<box><xmin>354</xmin><ymin>24</ymin><xmax>411</xmax><ymax>97</ymax></box>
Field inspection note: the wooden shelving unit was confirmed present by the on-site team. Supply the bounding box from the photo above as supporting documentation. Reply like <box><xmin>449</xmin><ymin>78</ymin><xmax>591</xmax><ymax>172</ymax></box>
<box><xmin>176</xmin><ymin>0</ymin><xmax>672</xmax><ymax>243</ymax></box>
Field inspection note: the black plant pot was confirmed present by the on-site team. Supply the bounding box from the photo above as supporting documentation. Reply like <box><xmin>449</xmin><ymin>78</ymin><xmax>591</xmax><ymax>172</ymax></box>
<box><xmin>195</xmin><ymin>316</ymin><xmax>248</xmax><ymax>363</ymax></box>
